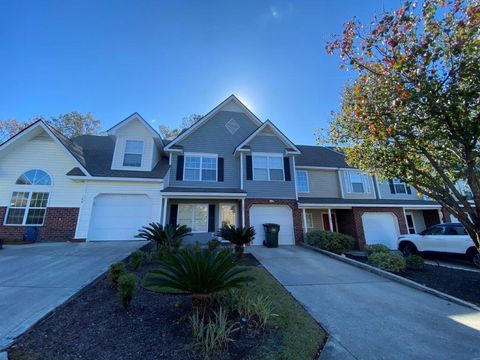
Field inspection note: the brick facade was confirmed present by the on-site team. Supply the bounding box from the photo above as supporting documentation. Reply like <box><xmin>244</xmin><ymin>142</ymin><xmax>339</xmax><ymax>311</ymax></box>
<box><xmin>244</xmin><ymin>198</ymin><xmax>303</xmax><ymax>244</ymax></box>
<box><xmin>0</xmin><ymin>206</ymin><xmax>79</xmax><ymax>243</ymax></box>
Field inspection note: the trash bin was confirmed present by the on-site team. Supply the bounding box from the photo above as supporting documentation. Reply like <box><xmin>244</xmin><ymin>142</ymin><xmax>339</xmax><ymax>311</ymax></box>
<box><xmin>263</xmin><ymin>223</ymin><xmax>280</xmax><ymax>248</ymax></box>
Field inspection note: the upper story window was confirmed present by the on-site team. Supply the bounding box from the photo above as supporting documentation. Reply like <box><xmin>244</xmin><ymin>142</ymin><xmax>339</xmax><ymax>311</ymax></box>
<box><xmin>253</xmin><ymin>154</ymin><xmax>284</xmax><ymax>181</ymax></box>
<box><xmin>296</xmin><ymin>171</ymin><xmax>309</xmax><ymax>193</ymax></box>
<box><xmin>393</xmin><ymin>179</ymin><xmax>407</xmax><ymax>194</ymax></box>
<box><xmin>344</xmin><ymin>171</ymin><xmax>371</xmax><ymax>194</ymax></box>
<box><xmin>184</xmin><ymin>154</ymin><xmax>217</xmax><ymax>181</ymax></box>
<box><xmin>123</xmin><ymin>140</ymin><xmax>144</xmax><ymax>167</ymax></box>
<box><xmin>16</xmin><ymin>169</ymin><xmax>51</xmax><ymax>185</ymax></box>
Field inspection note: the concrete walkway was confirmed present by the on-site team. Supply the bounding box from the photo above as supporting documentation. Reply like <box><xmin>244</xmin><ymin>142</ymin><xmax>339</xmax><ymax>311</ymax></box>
<box><xmin>248</xmin><ymin>246</ymin><xmax>480</xmax><ymax>360</ymax></box>
<box><xmin>0</xmin><ymin>241</ymin><xmax>147</xmax><ymax>350</ymax></box>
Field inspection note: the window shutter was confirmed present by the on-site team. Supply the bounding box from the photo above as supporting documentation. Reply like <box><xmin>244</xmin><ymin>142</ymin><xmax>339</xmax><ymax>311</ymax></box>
<box><xmin>388</xmin><ymin>180</ymin><xmax>396</xmax><ymax>194</ymax></box>
<box><xmin>246</xmin><ymin>155</ymin><xmax>253</xmax><ymax>180</ymax></box>
<box><xmin>208</xmin><ymin>204</ymin><xmax>215</xmax><ymax>232</ymax></box>
<box><xmin>218</xmin><ymin>157</ymin><xmax>224</xmax><ymax>182</ymax></box>
<box><xmin>169</xmin><ymin>204</ymin><xmax>178</xmax><ymax>225</ymax></box>
<box><xmin>406</xmin><ymin>185</ymin><xmax>412</xmax><ymax>194</ymax></box>
<box><xmin>176</xmin><ymin>156</ymin><xmax>184</xmax><ymax>181</ymax></box>
<box><xmin>283</xmin><ymin>157</ymin><xmax>291</xmax><ymax>181</ymax></box>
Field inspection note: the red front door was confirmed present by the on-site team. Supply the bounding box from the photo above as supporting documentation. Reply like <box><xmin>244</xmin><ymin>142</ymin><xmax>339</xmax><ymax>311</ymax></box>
<box><xmin>322</xmin><ymin>213</ymin><xmax>338</xmax><ymax>232</ymax></box>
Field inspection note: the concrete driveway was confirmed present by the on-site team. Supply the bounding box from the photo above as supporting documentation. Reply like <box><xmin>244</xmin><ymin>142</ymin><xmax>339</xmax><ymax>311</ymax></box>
<box><xmin>0</xmin><ymin>241</ymin><xmax>146</xmax><ymax>350</ymax></box>
<box><xmin>248</xmin><ymin>246</ymin><xmax>480</xmax><ymax>360</ymax></box>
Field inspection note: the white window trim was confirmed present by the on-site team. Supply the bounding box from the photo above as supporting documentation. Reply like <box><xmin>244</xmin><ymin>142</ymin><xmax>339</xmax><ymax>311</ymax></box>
<box><xmin>296</xmin><ymin>170</ymin><xmax>309</xmax><ymax>193</ymax></box>
<box><xmin>4</xmin><ymin>191</ymin><xmax>50</xmax><ymax>226</ymax></box>
<box><xmin>177</xmin><ymin>203</ymin><xmax>209</xmax><ymax>233</ymax></box>
<box><xmin>252</xmin><ymin>152</ymin><xmax>284</xmax><ymax>181</ymax></box>
<box><xmin>344</xmin><ymin>171</ymin><xmax>371</xmax><ymax>194</ymax></box>
<box><xmin>392</xmin><ymin>179</ymin><xmax>407</xmax><ymax>194</ymax></box>
<box><xmin>306</xmin><ymin>212</ymin><xmax>314</xmax><ymax>228</ymax></box>
<box><xmin>405</xmin><ymin>212</ymin><xmax>416</xmax><ymax>234</ymax></box>
<box><xmin>123</xmin><ymin>140</ymin><xmax>144</xmax><ymax>168</ymax></box>
<box><xmin>183</xmin><ymin>153</ymin><xmax>218</xmax><ymax>182</ymax></box>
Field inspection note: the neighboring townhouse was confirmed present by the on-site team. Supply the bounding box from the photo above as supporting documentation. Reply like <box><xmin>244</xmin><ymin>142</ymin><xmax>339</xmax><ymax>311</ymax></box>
<box><xmin>0</xmin><ymin>95</ymin><xmax>445</xmax><ymax>249</ymax></box>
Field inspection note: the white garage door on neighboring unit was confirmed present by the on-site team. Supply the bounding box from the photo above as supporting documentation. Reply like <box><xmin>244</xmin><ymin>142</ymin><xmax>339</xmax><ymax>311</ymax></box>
<box><xmin>249</xmin><ymin>205</ymin><xmax>294</xmax><ymax>245</ymax></box>
<box><xmin>88</xmin><ymin>194</ymin><xmax>152</xmax><ymax>241</ymax></box>
<box><xmin>362</xmin><ymin>212</ymin><xmax>399</xmax><ymax>249</ymax></box>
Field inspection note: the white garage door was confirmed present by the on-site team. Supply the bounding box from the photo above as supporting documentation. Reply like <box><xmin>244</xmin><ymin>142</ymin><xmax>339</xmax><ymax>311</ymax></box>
<box><xmin>88</xmin><ymin>194</ymin><xmax>152</xmax><ymax>241</ymax></box>
<box><xmin>362</xmin><ymin>212</ymin><xmax>399</xmax><ymax>249</ymax></box>
<box><xmin>250</xmin><ymin>205</ymin><xmax>294</xmax><ymax>245</ymax></box>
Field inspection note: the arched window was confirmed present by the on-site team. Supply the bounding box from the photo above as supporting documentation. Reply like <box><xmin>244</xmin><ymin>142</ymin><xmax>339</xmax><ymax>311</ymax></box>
<box><xmin>16</xmin><ymin>169</ymin><xmax>52</xmax><ymax>185</ymax></box>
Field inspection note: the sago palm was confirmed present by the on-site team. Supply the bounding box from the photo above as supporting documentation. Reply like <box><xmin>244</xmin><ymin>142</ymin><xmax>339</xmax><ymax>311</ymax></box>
<box><xmin>136</xmin><ymin>223</ymin><xmax>191</xmax><ymax>251</ymax></box>
<box><xmin>219</xmin><ymin>225</ymin><xmax>256</xmax><ymax>257</ymax></box>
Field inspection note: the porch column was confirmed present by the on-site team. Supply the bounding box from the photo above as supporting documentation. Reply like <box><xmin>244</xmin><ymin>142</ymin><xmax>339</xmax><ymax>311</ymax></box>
<box><xmin>328</xmin><ymin>208</ymin><xmax>333</xmax><ymax>232</ymax></box>
<box><xmin>302</xmin><ymin>208</ymin><xmax>308</xmax><ymax>234</ymax></box>
<box><xmin>241</xmin><ymin>198</ymin><xmax>245</xmax><ymax>227</ymax></box>
<box><xmin>438</xmin><ymin>209</ymin><xmax>444</xmax><ymax>223</ymax></box>
<box><xmin>161</xmin><ymin>197</ymin><xmax>168</xmax><ymax>226</ymax></box>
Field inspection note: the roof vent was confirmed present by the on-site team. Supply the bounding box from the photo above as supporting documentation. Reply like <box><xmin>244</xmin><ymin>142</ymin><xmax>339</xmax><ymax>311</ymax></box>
<box><xmin>225</xmin><ymin>118</ymin><xmax>240</xmax><ymax>135</ymax></box>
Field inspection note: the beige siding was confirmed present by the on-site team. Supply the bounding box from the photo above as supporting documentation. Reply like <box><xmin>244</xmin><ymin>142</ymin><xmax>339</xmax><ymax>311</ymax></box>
<box><xmin>0</xmin><ymin>135</ymin><xmax>84</xmax><ymax>208</ymax></box>
<box><xmin>339</xmin><ymin>170</ymin><xmax>376</xmax><ymax>199</ymax></box>
<box><xmin>300</xmin><ymin>169</ymin><xmax>341</xmax><ymax>198</ymax></box>
<box><xmin>304</xmin><ymin>209</ymin><xmax>337</xmax><ymax>231</ymax></box>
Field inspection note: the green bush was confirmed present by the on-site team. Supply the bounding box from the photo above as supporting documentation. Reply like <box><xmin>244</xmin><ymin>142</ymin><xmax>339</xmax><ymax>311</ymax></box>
<box><xmin>129</xmin><ymin>250</ymin><xmax>144</xmax><ymax>270</ymax></box>
<box><xmin>108</xmin><ymin>262</ymin><xmax>127</xmax><ymax>287</ymax></box>
<box><xmin>207</xmin><ymin>239</ymin><xmax>222</xmax><ymax>252</ymax></box>
<box><xmin>364</xmin><ymin>244</ymin><xmax>391</xmax><ymax>256</ymax></box>
<box><xmin>368</xmin><ymin>252</ymin><xmax>406</xmax><ymax>273</ymax></box>
<box><xmin>306</xmin><ymin>230</ymin><xmax>354</xmax><ymax>254</ymax></box>
<box><xmin>219</xmin><ymin>225</ymin><xmax>256</xmax><ymax>257</ymax></box>
<box><xmin>136</xmin><ymin>223</ymin><xmax>191</xmax><ymax>252</ymax></box>
<box><xmin>406</xmin><ymin>254</ymin><xmax>425</xmax><ymax>270</ymax></box>
<box><xmin>117</xmin><ymin>273</ymin><xmax>136</xmax><ymax>309</ymax></box>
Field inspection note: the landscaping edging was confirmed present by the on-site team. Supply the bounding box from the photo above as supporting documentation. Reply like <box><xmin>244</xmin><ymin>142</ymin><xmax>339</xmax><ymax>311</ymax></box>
<box><xmin>301</xmin><ymin>243</ymin><xmax>480</xmax><ymax>312</ymax></box>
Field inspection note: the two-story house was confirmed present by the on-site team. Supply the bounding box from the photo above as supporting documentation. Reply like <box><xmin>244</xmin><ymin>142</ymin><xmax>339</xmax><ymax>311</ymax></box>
<box><xmin>0</xmin><ymin>95</ymin><xmax>445</xmax><ymax>249</ymax></box>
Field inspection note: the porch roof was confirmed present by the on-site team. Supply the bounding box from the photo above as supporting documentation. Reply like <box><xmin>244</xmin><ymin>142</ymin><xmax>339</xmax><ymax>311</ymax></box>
<box><xmin>298</xmin><ymin>197</ymin><xmax>441</xmax><ymax>209</ymax></box>
<box><xmin>161</xmin><ymin>187</ymin><xmax>247</xmax><ymax>198</ymax></box>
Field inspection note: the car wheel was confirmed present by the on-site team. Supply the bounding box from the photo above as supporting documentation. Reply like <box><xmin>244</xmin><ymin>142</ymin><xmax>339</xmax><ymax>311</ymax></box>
<box><xmin>472</xmin><ymin>252</ymin><xmax>480</xmax><ymax>269</ymax></box>
<box><xmin>400</xmin><ymin>243</ymin><xmax>417</xmax><ymax>257</ymax></box>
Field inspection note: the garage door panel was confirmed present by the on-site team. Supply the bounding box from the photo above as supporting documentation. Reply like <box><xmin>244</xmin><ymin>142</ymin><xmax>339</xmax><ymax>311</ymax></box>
<box><xmin>250</xmin><ymin>205</ymin><xmax>294</xmax><ymax>245</ymax></box>
<box><xmin>88</xmin><ymin>194</ymin><xmax>152</xmax><ymax>241</ymax></box>
<box><xmin>362</xmin><ymin>212</ymin><xmax>399</xmax><ymax>249</ymax></box>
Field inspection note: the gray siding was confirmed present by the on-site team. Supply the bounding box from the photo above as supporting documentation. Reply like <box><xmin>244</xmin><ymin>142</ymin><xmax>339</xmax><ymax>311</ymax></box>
<box><xmin>244</xmin><ymin>133</ymin><xmax>297</xmax><ymax>198</ymax></box>
<box><xmin>377</xmin><ymin>180</ymin><xmax>421</xmax><ymax>200</ymax></box>
<box><xmin>299</xmin><ymin>169</ymin><xmax>340</xmax><ymax>198</ymax></box>
<box><xmin>169</xmin><ymin>111</ymin><xmax>258</xmax><ymax>189</ymax></box>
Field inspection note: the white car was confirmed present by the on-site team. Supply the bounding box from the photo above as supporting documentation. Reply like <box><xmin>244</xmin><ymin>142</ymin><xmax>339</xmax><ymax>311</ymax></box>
<box><xmin>397</xmin><ymin>223</ymin><xmax>480</xmax><ymax>268</ymax></box>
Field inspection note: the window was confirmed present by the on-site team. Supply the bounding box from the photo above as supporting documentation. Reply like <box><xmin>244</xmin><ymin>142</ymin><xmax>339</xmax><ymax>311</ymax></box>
<box><xmin>405</xmin><ymin>213</ymin><xmax>416</xmax><ymax>234</ymax></box>
<box><xmin>123</xmin><ymin>140</ymin><xmax>143</xmax><ymax>167</ymax></box>
<box><xmin>296</xmin><ymin>171</ymin><xmax>309</xmax><ymax>193</ymax></box>
<box><xmin>393</xmin><ymin>179</ymin><xmax>407</xmax><ymax>194</ymax></box>
<box><xmin>184</xmin><ymin>155</ymin><xmax>217</xmax><ymax>181</ymax></box>
<box><xmin>344</xmin><ymin>171</ymin><xmax>371</xmax><ymax>193</ymax></box>
<box><xmin>16</xmin><ymin>169</ymin><xmax>51</xmax><ymax>185</ymax></box>
<box><xmin>446</xmin><ymin>225</ymin><xmax>467</xmax><ymax>235</ymax></box>
<box><xmin>421</xmin><ymin>225</ymin><xmax>445</xmax><ymax>236</ymax></box>
<box><xmin>306</xmin><ymin>212</ymin><xmax>314</xmax><ymax>228</ymax></box>
<box><xmin>253</xmin><ymin>155</ymin><xmax>284</xmax><ymax>181</ymax></box>
<box><xmin>177</xmin><ymin>204</ymin><xmax>208</xmax><ymax>232</ymax></box>
<box><xmin>5</xmin><ymin>192</ymin><xmax>49</xmax><ymax>225</ymax></box>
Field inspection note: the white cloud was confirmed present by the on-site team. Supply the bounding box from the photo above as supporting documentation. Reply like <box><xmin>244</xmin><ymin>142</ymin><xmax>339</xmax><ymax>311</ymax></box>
<box><xmin>270</xmin><ymin>5</ymin><xmax>279</xmax><ymax>18</ymax></box>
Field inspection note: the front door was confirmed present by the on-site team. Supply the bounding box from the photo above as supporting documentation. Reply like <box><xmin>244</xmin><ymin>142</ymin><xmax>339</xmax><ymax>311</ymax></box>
<box><xmin>322</xmin><ymin>213</ymin><xmax>338</xmax><ymax>232</ymax></box>
<box><xmin>405</xmin><ymin>212</ymin><xmax>416</xmax><ymax>234</ymax></box>
<box><xmin>220</xmin><ymin>204</ymin><xmax>238</xmax><ymax>228</ymax></box>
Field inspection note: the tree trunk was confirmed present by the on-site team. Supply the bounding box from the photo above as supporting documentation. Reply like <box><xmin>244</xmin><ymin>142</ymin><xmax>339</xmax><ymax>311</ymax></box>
<box><xmin>191</xmin><ymin>293</ymin><xmax>209</xmax><ymax>310</ymax></box>
<box><xmin>235</xmin><ymin>245</ymin><xmax>244</xmax><ymax>258</ymax></box>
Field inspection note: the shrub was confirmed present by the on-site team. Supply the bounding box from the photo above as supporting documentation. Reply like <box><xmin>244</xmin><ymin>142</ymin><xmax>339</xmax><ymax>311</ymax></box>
<box><xmin>136</xmin><ymin>223</ymin><xmax>191</xmax><ymax>252</ymax></box>
<box><xmin>144</xmin><ymin>247</ymin><xmax>252</xmax><ymax>307</ymax></box>
<box><xmin>364</xmin><ymin>244</ymin><xmax>391</xmax><ymax>256</ymax></box>
<box><xmin>219</xmin><ymin>225</ymin><xmax>256</xmax><ymax>257</ymax></box>
<box><xmin>306</xmin><ymin>230</ymin><xmax>355</xmax><ymax>254</ymax></box>
<box><xmin>108</xmin><ymin>262</ymin><xmax>127</xmax><ymax>287</ymax></box>
<box><xmin>190</xmin><ymin>307</ymin><xmax>238</xmax><ymax>355</ymax></box>
<box><xmin>129</xmin><ymin>250</ymin><xmax>144</xmax><ymax>270</ymax></box>
<box><xmin>250</xmin><ymin>294</ymin><xmax>275</xmax><ymax>328</ymax></box>
<box><xmin>117</xmin><ymin>273</ymin><xmax>136</xmax><ymax>309</ymax></box>
<box><xmin>368</xmin><ymin>252</ymin><xmax>406</xmax><ymax>273</ymax></box>
<box><xmin>406</xmin><ymin>254</ymin><xmax>425</xmax><ymax>270</ymax></box>
<box><xmin>207</xmin><ymin>239</ymin><xmax>222</xmax><ymax>252</ymax></box>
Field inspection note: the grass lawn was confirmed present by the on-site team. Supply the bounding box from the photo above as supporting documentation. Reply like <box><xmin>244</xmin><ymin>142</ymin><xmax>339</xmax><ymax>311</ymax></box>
<box><xmin>143</xmin><ymin>258</ymin><xmax>326</xmax><ymax>360</ymax></box>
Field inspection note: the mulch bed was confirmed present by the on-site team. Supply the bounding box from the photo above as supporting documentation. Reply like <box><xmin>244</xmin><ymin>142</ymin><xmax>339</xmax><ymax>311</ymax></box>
<box><xmin>346</xmin><ymin>253</ymin><xmax>480</xmax><ymax>306</ymax></box>
<box><xmin>7</xmin><ymin>253</ymin><xmax>271</xmax><ymax>360</ymax></box>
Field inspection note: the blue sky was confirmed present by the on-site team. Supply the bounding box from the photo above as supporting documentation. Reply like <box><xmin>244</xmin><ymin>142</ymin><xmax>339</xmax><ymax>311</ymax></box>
<box><xmin>0</xmin><ymin>1</ymin><xmax>397</xmax><ymax>145</ymax></box>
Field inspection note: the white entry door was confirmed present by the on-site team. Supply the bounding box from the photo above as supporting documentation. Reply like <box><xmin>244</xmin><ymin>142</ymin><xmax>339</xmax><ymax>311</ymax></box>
<box><xmin>249</xmin><ymin>205</ymin><xmax>294</xmax><ymax>245</ymax></box>
<box><xmin>362</xmin><ymin>212</ymin><xmax>400</xmax><ymax>249</ymax></box>
<box><xmin>88</xmin><ymin>194</ymin><xmax>152</xmax><ymax>241</ymax></box>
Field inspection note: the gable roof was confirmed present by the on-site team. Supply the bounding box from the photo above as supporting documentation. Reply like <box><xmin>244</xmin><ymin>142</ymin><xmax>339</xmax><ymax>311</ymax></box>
<box><xmin>295</xmin><ymin>145</ymin><xmax>351</xmax><ymax>168</ymax></box>
<box><xmin>235</xmin><ymin>120</ymin><xmax>301</xmax><ymax>155</ymax></box>
<box><xmin>107</xmin><ymin>112</ymin><xmax>163</xmax><ymax>144</ymax></box>
<box><xmin>164</xmin><ymin>94</ymin><xmax>263</xmax><ymax>151</ymax></box>
<box><xmin>0</xmin><ymin>120</ymin><xmax>91</xmax><ymax>175</ymax></box>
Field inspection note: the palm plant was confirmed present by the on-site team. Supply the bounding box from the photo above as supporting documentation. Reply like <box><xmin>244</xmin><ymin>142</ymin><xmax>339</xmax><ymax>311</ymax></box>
<box><xmin>219</xmin><ymin>225</ymin><xmax>256</xmax><ymax>257</ymax></box>
<box><xmin>144</xmin><ymin>247</ymin><xmax>252</xmax><ymax>307</ymax></box>
<box><xmin>136</xmin><ymin>223</ymin><xmax>191</xmax><ymax>251</ymax></box>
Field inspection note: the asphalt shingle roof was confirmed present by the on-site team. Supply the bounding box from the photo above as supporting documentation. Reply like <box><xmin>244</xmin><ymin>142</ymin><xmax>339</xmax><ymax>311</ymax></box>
<box><xmin>161</xmin><ymin>187</ymin><xmax>246</xmax><ymax>193</ymax></box>
<box><xmin>295</xmin><ymin>145</ymin><xmax>351</xmax><ymax>168</ymax></box>
<box><xmin>298</xmin><ymin>197</ymin><xmax>439</xmax><ymax>206</ymax></box>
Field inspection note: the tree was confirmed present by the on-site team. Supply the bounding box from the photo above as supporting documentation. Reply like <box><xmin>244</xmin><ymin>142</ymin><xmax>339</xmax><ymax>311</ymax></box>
<box><xmin>325</xmin><ymin>0</ymin><xmax>480</xmax><ymax>249</ymax></box>
<box><xmin>0</xmin><ymin>112</ymin><xmax>101</xmax><ymax>141</ymax></box>
<box><xmin>158</xmin><ymin>114</ymin><xmax>202</xmax><ymax>139</ymax></box>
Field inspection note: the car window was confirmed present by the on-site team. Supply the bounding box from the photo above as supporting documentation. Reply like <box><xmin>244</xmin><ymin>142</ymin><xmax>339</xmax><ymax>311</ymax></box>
<box><xmin>422</xmin><ymin>226</ymin><xmax>445</xmax><ymax>235</ymax></box>
<box><xmin>452</xmin><ymin>225</ymin><xmax>467</xmax><ymax>235</ymax></box>
<box><xmin>445</xmin><ymin>227</ymin><xmax>458</xmax><ymax>235</ymax></box>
